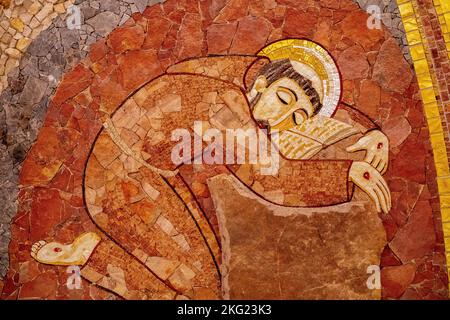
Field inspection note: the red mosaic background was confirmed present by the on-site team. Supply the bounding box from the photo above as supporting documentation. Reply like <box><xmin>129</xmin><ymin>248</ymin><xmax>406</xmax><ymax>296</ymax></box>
<box><xmin>0</xmin><ymin>0</ymin><xmax>447</xmax><ymax>299</ymax></box>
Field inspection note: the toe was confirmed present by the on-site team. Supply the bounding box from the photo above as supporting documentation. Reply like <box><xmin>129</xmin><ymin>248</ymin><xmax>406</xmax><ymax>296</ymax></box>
<box><xmin>38</xmin><ymin>240</ymin><xmax>46</xmax><ymax>246</ymax></box>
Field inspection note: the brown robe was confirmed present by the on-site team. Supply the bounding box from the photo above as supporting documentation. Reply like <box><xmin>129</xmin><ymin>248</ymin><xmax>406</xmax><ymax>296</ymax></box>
<box><xmin>83</xmin><ymin>55</ymin><xmax>379</xmax><ymax>299</ymax></box>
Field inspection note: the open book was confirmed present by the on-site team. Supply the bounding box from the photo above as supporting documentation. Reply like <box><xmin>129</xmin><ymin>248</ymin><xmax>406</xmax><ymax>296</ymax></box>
<box><xmin>277</xmin><ymin>116</ymin><xmax>359</xmax><ymax>160</ymax></box>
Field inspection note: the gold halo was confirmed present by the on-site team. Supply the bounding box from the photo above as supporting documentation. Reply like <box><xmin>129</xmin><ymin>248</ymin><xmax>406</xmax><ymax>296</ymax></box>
<box><xmin>257</xmin><ymin>39</ymin><xmax>341</xmax><ymax>117</ymax></box>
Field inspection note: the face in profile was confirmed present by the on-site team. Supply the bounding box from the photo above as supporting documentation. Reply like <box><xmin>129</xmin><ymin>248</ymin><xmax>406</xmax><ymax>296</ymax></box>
<box><xmin>248</xmin><ymin>59</ymin><xmax>323</xmax><ymax>132</ymax></box>
<box><xmin>251</xmin><ymin>75</ymin><xmax>316</xmax><ymax>129</ymax></box>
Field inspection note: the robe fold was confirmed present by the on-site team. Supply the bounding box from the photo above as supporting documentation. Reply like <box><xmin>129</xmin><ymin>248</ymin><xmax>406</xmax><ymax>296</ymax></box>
<box><xmin>84</xmin><ymin>54</ymin><xmax>379</xmax><ymax>299</ymax></box>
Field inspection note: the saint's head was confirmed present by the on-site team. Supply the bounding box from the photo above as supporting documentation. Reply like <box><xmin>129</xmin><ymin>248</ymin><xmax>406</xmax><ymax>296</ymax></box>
<box><xmin>248</xmin><ymin>58</ymin><xmax>324</xmax><ymax>131</ymax></box>
<box><xmin>247</xmin><ymin>39</ymin><xmax>342</xmax><ymax>133</ymax></box>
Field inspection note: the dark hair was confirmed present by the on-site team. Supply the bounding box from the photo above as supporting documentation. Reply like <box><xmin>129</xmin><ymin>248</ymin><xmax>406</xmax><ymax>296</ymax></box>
<box><xmin>249</xmin><ymin>59</ymin><xmax>323</xmax><ymax>116</ymax></box>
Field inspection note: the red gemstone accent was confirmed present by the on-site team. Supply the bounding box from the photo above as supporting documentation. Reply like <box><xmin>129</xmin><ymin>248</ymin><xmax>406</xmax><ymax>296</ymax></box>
<box><xmin>54</xmin><ymin>247</ymin><xmax>62</xmax><ymax>253</ymax></box>
<box><xmin>377</xmin><ymin>143</ymin><xmax>383</xmax><ymax>149</ymax></box>
<box><xmin>364</xmin><ymin>172</ymin><xmax>370</xmax><ymax>180</ymax></box>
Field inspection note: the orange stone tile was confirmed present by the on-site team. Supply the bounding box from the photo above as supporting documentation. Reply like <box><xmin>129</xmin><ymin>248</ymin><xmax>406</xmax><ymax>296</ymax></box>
<box><xmin>53</xmin><ymin>65</ymin><xmax>94</xmax><ymax>106</ymax></box>
<box><xmin>3</xmin><ymin>0</ymin><xmax>448</xmax><ymax>301</ymax></box>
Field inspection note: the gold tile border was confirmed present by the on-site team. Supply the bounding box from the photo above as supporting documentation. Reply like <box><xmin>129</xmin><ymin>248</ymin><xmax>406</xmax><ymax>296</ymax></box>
<box><xmin>397</xmin><ymin>0</ymin><xmax>450</xmax><ymax>294</ymax></box>
<box><xmin>433</xmin><ymin>0</ymin><xmax>450</xmax><ymax>59</ymax></box>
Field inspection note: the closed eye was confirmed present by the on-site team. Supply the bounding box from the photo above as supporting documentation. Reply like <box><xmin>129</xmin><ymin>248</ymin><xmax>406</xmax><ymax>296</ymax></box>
<box><xmin>276</xmin><ymin>89</ymin><xmax>295</xmax><ymax>105</ymax></box>
<box><xmin>294</xmin><ymin>109</ymin><xmax>308</xmax><ymax>124</ymax></box>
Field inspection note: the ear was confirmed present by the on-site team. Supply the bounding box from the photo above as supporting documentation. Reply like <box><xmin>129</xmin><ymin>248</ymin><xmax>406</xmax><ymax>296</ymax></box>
<box><xmin>254</xmin><ymin>75</ymin><xmax>268</xmax><ymax>93</ymax></box>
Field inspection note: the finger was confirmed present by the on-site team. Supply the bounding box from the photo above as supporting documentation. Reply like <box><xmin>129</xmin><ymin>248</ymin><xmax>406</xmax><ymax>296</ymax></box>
<box><xmin>377</xmin><ymin>175</ymin><xmax>392</xmax><ymax>209</ymax></box>
<box><xmin>382</xmin><ymin>184</ymin><xmax>391</xmax><ymax>212</ymax></box>
<box><xmin>365</xmin><ymin>152</ymin><xmax>375</xmax><ymax>165</ymax></box>
<box><xmin>346</xmin><ymin>141</ymin><xmax>364</xmax><ymax>153</ymax></box>
<box><xmin>376</xmin><ymin>181</ymin><xmax>391</xmax><ymax>211</ymax></box>
<box><xmin>372</xmin><ymin>156</ymin><xmax>381</xmax><ymax>169</ymax></box>
<box><xmin>366</xmin><ymin>187</ymin><xmax>382</xmax><ymax>213</ymax></box>
<box><xmin>379</xmin><ymin>162</ymin><xmax>386</xmax><ymax>175</ymax></box>
<box><xmin>381</xmin><ymin>162</ymin><xmax>388</xmax><ymax>175</ymax></box>
<box><xmin>376</xmin><ymin>160</ymin><xmax>385</xmax><ymax>173</ymax></box>
<box><xmin>374</xmin><ymin>185</ymin><xmax>388</xmax><ymax>214</ymax></box>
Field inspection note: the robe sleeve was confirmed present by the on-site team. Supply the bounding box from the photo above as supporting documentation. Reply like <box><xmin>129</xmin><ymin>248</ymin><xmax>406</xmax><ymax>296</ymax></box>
<box><xmin>204</xmin><ymin>81</ymin><xmax>356</xmax><ymax>208</ymax></box>
<box><xmin>161</xmin><ymin>62</ymin><xmax>356</xmax><ymax>207</ymax></box>
<box><xmin>230</xmin><ymin>159</ymin><xmax>354</xmax><ymax>208</ymax></box>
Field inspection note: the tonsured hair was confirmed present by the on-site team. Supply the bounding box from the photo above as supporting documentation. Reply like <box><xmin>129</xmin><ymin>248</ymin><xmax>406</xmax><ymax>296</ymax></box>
<box><xmin>249</xmin><ymin>59</ymin><xmax>323</xmax><ymax>116</ymax></box>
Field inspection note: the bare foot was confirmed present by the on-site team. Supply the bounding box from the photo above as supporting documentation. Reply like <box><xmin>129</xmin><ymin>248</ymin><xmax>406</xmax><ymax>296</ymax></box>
<box><xmin>31</xmin><ymin>232</ymin><xmax>101</xmax><ymax>266</ymax></box>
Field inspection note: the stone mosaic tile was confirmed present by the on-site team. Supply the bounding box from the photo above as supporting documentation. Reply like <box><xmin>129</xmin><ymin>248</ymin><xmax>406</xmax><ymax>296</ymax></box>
<box><xmin>209</xmin><ymin>174</ymin><xmax>386</xmax><ymax>299</ymax></box>
<box><xmin>0</xmin><ymin>0</ymin><xmax>448</xmax><ymax>300</ymax></box>
<box><xmin>356</xmin><ymin>0</ymin><xmax>412</xmax><ymax>62</ymax></box>
<box><xmin>397</xmin><ymin>0</ymin><xmax>450</xmax><ymax>296</ymax></box>
<box><xmin>0</xmin><ymin>0</ymin><xmax>166</xmax><ymax>279</ymax></box>
<box><xmin>0</xmin><ymin>0</ymin><xmax>75</xmax><ymax>93</ymax></box>
<box><xmin>433</xmin><ymin>0</ymin><xmax>450</xmax><ymax>59</ymax></box>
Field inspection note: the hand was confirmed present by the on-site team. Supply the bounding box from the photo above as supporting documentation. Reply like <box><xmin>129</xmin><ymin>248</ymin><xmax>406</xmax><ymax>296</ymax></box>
<box><xmin>346</xmin><ymin>130</ymin><xmax>389</xmax><ymax>175</ymax></box>
<box><xmin>349</xmin><ymin>161</ymin><xmax>391</xmax><ymax>214</ymax></box>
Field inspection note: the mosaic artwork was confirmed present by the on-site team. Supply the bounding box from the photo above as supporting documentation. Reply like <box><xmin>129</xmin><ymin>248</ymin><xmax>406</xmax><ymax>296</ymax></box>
<box><xmin>1</xmin><ymin>0</ymin><xmax>450</xmax><ymax>300</ymax></box>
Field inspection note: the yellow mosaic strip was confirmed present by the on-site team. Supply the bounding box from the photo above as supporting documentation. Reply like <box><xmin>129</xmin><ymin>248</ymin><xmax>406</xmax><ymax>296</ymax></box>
<box><xmin>397</xmin><ymin>0</ymin><xmax>450</xmax><ymax>293</ymax></box>
<box><xmin>433</xmin><ymin>0</ymin><xmax>450</xmax><ymax>59</ymax></box>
